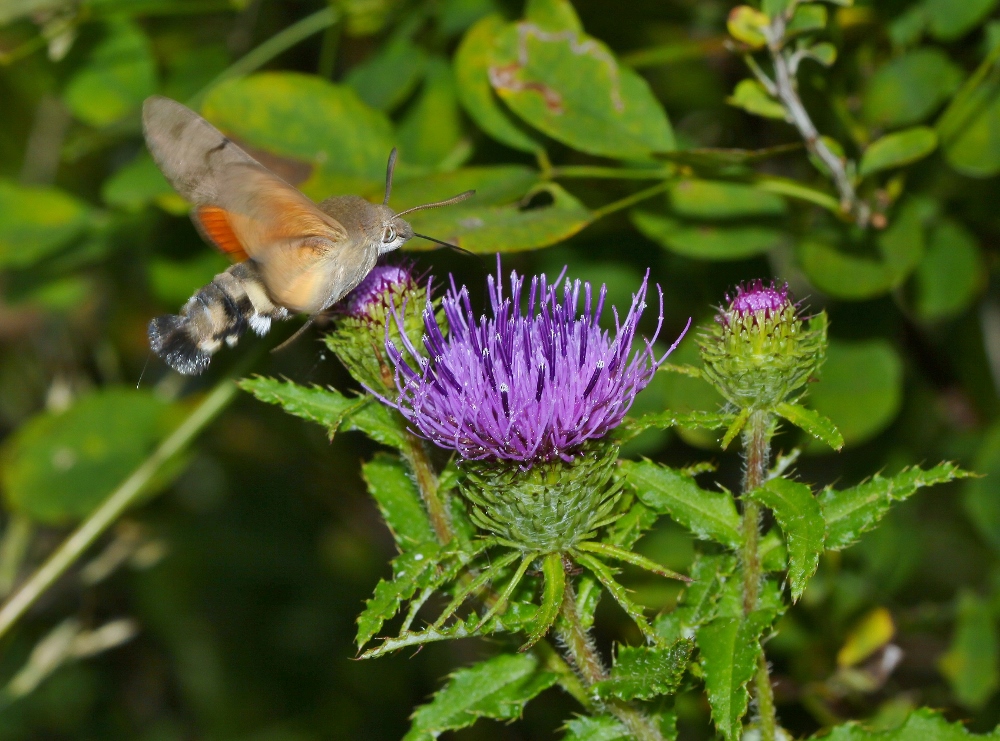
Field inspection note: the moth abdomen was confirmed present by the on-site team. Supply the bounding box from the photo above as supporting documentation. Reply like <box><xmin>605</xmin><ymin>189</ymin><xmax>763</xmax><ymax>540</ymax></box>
<box><xmin>149</xmin><ymin>261</ymin><xmax>288</xmax><ymax>375</ymax></box>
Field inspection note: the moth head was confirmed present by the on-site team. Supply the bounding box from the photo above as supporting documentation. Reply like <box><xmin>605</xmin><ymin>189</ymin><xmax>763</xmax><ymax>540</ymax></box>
<box><xmin>379</xmin><ymin>147</ymin><xmax>475</xmax><ymax>254</ymax></box>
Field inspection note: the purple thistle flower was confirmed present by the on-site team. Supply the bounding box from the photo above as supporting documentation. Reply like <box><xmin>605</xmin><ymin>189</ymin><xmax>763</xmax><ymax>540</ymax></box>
<box><xmin>385</xmin><ymin>261</ymin><xmax>690</xmax><ymax>465</ymax></box>
<box><xmin>342</xmin><ymin>264</ymin><xmax>417</xmax><ymax>319</ymax></box>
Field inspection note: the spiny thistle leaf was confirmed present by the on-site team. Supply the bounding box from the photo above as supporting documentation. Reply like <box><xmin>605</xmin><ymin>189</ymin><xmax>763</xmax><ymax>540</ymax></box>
<box><xmin>362</xmin><ymin>454</ymin><xmax>436</xmax><ymax>550</ymax></box>
<box><xmin>808</xmin><ymin>707</ymin><xmax>1000</xmax><ymax>739</ymax></box>
<box><xmin>821</xmin><ymin>463</ymin><xmax>974</xmax><ymax>550</ymax></box>
<box><xmin>592</xmin><ymin>640</ymin><xmax>694</xmax><ymax>701</ymax></box>
<box><xmin>402</xmin><ymin>653</ymin><xmax>559</xmax><ymax>740</ymax></box>
<box><xmin>776</xmin><ymin>401</ymin><xmax>844</xmax><ymax>450</ymax></box>
<box><xmin>239</xmin><ymin>377</ymin><xmax>365</xmax><ymax>439</ymax></box>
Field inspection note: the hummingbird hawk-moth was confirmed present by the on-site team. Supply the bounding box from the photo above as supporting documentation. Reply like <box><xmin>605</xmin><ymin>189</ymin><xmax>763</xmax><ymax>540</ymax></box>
<box><xmin>142</xmin><ymin>95</ymin><xmax>473</xmax><ymax>375</ymax></box>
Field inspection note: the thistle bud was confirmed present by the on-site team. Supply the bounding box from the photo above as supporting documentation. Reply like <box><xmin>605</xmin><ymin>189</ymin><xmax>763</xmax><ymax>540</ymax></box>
<box><xmin>698</xmin><ymin>281</ymin><xmax>827</xmax><ymax>411</ymax></box>
<box><xmin>326</xmin><ymin>264</ymin><xmax>427</xmax><ymax>391</ymax></box>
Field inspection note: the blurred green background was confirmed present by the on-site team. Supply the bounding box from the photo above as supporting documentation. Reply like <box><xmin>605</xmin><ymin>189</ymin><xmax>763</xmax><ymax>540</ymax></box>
<box><xmin>0</xmin><ymin>0</ymin><xmax>999</xmax><ymax>738</ymax></box>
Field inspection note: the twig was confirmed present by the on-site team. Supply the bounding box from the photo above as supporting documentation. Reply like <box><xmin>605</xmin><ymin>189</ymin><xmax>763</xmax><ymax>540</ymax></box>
<box><xmin>762</xmin><ymin>12</ymin><xmax>870</xmax><ymax>227</ymax></box>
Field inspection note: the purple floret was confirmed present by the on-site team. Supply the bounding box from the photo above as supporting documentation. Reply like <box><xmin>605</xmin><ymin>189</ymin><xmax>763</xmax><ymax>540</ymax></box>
<box><xmin>726</xmin><ymin>280</ymin><xmax>791</xmax><ymax>317</ymax></box>
<box><xmin>385</xmin><ymin>261</ymin><xmax>689</xmax><ymax>465</ymax></box>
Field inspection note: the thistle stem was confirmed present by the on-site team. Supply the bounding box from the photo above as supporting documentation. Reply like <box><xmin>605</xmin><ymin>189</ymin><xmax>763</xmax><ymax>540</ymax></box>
<box><xmin>741</xmin><ymin>410</ymin><xmax>777</xmax><ymax>741</ymax></box>
<box><xmin>557</xmin><ymin>577</ymin><xmax>664</xmax><ymax>741</ymax></box>
<box><xmin>400</xmin><ymin>430</ymin><xmax>453</xmax><ymax>545</ymax></box>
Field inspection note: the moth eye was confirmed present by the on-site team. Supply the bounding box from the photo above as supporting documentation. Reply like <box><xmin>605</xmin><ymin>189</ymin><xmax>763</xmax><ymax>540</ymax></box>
<box><xmin>383</xmin><ymin>226</ymin><xmax>397</xmax><ymax>243</ymax></box>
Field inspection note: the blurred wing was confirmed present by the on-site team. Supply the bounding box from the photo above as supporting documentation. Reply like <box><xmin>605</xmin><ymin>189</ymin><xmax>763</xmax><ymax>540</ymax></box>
<box><xmin>143</xmin><ymin>96</ymin><xmax>359</xmax><ymax>313</ymax></box>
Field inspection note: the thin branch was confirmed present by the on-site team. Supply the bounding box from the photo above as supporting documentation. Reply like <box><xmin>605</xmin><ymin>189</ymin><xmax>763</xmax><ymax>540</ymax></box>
<box><xmin>764</xmin><ymin>12</ymin><xmax>869</xmax><ymax>227</ymax></box>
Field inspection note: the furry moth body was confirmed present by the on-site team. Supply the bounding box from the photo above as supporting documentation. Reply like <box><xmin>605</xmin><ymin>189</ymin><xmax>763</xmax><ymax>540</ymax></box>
<box><xmin>142</xmin><ymin>96</ymin><xmax>473</xmax><ymax>375</ymax></box>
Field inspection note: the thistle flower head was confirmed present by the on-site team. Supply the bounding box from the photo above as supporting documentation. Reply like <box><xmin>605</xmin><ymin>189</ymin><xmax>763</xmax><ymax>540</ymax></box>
<box><xmin>386</xmin><ymin>261</ymin><xmax>688</xmax><ymax>466</ymax></box>
<box><xmin>700</xmin><ymin>279</ymin><xmax>826</xmax><ymax>410</ymax></box>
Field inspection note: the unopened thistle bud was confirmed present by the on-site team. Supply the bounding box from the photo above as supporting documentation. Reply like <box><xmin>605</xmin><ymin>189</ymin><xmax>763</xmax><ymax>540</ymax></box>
<box><xmin>698</xmin><ymin>281</ymin><xmax>827</xmax><ymax>411</ymax></box>
<box><xmin>326</xmin><ymin>264</ymin><xmax>427</xmax><ymax>391</ymax></box>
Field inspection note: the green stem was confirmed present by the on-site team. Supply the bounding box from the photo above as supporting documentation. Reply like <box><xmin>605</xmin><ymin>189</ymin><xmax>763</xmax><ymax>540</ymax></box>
<box><xmin>741</xmin><ymin>410</ymin><xmax>777</xmax><ymax>741</ymax></box>
<box><xmin>557</xmin><ymin>577</ymin><xmax>664</xmax><ymax>741</ymax></box>
<box><xmin>400</xmin><ymin>430</ymin><xmax>452</xmax><ymax>545</ymax></box>
<box><xmin>549</xmin><ymin>166</ymin><xmax>672</xmax><ymax>180</ymax></box>
<box><xmin>0</xmin><ymin>517</ymin><xmax>33</xmax><ymax>599</ymax></box>
<box><xmin>189</xmin><ymin>7</ymin><xmax>340</xmax><ymax>106</ymax></box>
<box><xmin>589</xmin><ymin>181</ymin><xmax>671</xmax><ymax>222</ymax></box>
<box><xmin>0</xmin><ymin>380</ymin><xmax>238</xmax><ymax>642</ymax></box>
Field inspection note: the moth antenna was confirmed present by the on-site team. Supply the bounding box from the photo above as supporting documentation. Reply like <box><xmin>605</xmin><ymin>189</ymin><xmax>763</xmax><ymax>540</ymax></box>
<box><xmin>136</xmin><ymin>352</ymin><xmax>152</xmax><ymax>389</ymax></box>
<box><xmin>414</xmin><ymin>232</ymin><xmax>477</xmax><ymax>258</ymax></box>
<box><xmin>271</xmin><ymin>317</ymin><xmax>316</xmax><ymax>353</ymax></box>
<box><xmin>394</xmin><ymin>190</ymin><xmax>475</xmax><ymax>218</ymax></box>
<box><xmin>383</xmin><ymin>148</ymin><xmax>398</xmax><ymax>205</ymax></box>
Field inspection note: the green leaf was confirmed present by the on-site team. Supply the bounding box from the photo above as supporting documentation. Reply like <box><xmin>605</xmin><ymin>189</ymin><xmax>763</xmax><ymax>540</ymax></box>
<box><xmin>806</xmin><ymin>340</ymin><xmax>903</xmax><ymax>448</ymax></box>
<box><xmin>398</xmin><ymin>57</ymin><xmax>466</xmax><ymax>168</ymax></box>
<box><xmin>355</xmin><ymin>542</ymin><xmax>441</xmax><ymax>648</ymax></box>
<box><xmin>775</xmin><ymin>402</ymin><xmax>844</xmax><ymax>451</ymax></box>
<box><xmin>407</xmin><ymin>183</ymin><xmax>591</xmax><ymax>253</ymax></box>
<box><xmin>618</xmin><ymin>409</ymin><xmax>735</xmax><ymax>441</ymax></box>
<box><xmin>787</xmin><ymin>4</ymin><xmax>828</xmax><ymax>35</ymax></box>
<box><xmin>361</xmin><ymin>454</ymin><xmax>436</xmax><ymax>550</ymax></box>
<box><xmin>668</xmin><ymin>179</ymin><xmax>786</xmax><ymax>219</ymax></box>
<box><xmin>489</xmin><ymin>21</ymin><xmax>674</xmax><ymax>158</ymax></box>
<box><xmin>0</xmin><ymin>180</ymin><xmax>91</xmax><ymax>269</ymax></box>
<box><xmin>697</xmin><ymin>611</ymin><xmax>773</xmax><ymax>741</ymax></box>
<box><xmin>404</xmin><ymin>653</ymin><xmax>558</xmax><ymax>739</ymax></box>
<box><xmin>592</xmin><ymin>640</ymin><xmax>694</xmax><ymax>701</ymax></box>
<box><xmin>524</xmin><ymin>0</ymin><xmax>582</xmax><ymax>32</ymax></box>
<box><xmin>621</xmin><ymin>460</ymin><xmax>741</xmax><ymax>548</ymax></box>
<box><xmin>862</xmin><ymin>48</ymin><xmax>963</xmax><ymax>129</ymax></box>
<box><xmin>63</xmin><ymin>19</ymin><xmax>157</xmax><ymax>127</ymax></box>
<box><xmin>1</xmin><ymin>389</ymin><xmax>178</xmax><ymax>525</ymax></box>
<box><xmin>659</xmin><ymin>143</ymin><xmax>802</xmax><ymax>169</ymax></box>
<box><xmin>748</xmin><ymin>478</ymin><xmax>824</xmax><ymax>601</ymax></box>
<box><xmin>344</xmin><ymin>36</ymin><xmax>427</xmax><ymax>112</ymax></box>
<box><xmin>574</xmin><ymin>551</ymin><xmax>658</xmax><ymax>642</ymax></box>
<box><xmin>632</xmin><ymin>211</ymin><xmax>784</xmax><ymax>261</ymax></box>
<box><xmin>239</xmin><ymin>377</ymin><xmax>366</xmax><ymax>439</ymax></box>
<box><xmin>925</xmin><ymin>0</ymin><xmax>999</xmax><ymax>41</ymax></box>
<box><xmin>523</xmin><ymin>552</ymin><xmax>565</xmax><ymax>649</ymax></box>
<box><xmin>860</xmin><ymin>127</ymin><xmax>939</xmax><ymax>178</ymax></box>
<box><xmin>965</xmin><ymin>423</ymin><xmax>1000</xmax><ymax>552</ymax></box>
<box><xmin>808</xmin><ymin>707</ymin><xmax>1000</xmax><ymax>739</ymax></box>
<box><xmin>102</xmin><ymin>152</ymin><xmax>187</xmax><ymax>215</ymax></box>
<box><xmin>939</xmin><ymin>50</ymin><xmax>1000</xmax><ymax>178</ymax></box>
<box><xmin>914</xmin><ymin>219</ymin><xmax>984</xmax><ymax>321</ymax></box>
<box><xmin>562</xmin><ymin>715</ymin><xmax>630</xmax><ymax>741</ymax></box>
<box><xmin>655</xmin><ymin>554</ymin><xmax>736</xmax><ymax>644</ymax></box>
<box><xmin>342</xmin><ymin>400</ymin><xmax>408</xmax><ymax>451</ymax></box>
<box><xmin>939</xmin><ymin>591</ymin><xmax>1000</xmax><ymax>709</ymax></box>
<box><xmin>386</xmin><ymin>165</ymin><xmax>538</xmax><ymax>210</ymax></box>
<box><xmin>727</xmin><ymin>79</ymin><xmax>787</xmax><ymax>120</ymax></box>
<box><xmin>454</xmin><ymin>15</ymin><xmax>543</xmax><ymax>154</ymax></box>
<box><xmin>727</xmin><ymin>6</ymin><xmax>770</xmax><ymax>48</ymax></box>
<box><xmin>821</xmin><ymin>462</ymin><xmax>973</xmax><ymax>550</ymax></box>
<box><xmin>201</xmin><ymin>73</ymin><xmax>395</xmax><ymax>197</ymax></box>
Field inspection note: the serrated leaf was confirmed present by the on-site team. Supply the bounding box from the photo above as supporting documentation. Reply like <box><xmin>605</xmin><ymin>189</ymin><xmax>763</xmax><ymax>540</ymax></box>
<box><xmin>562</xmin><ymin>714</ymin><xmax>630</xmax><ymax>741</ymax></box>
<box><xmin>697</xmin><ymin>610</ymin><xmax>773</xmax><ymax>741</ymax></box>
<box><xmin>239</xmin><ymin>377</ymin><xmax>365</xmax><ymax>439</ymax></box>
<box><xmin>655</xmin><ymin>554</ymin><xmax>736</xmax><ymax>644</ymax></box>
<box><xmin>808</xmin><ymin>707</ymin><xmax>1000</xmax><ymax>739</ymax></box>
<box><xmin>618</xmin><ymin>410</ymin><xmax>735</xmax><ymax>441</ymax></box>
<box><xmin>342</xmin><ymin>400</ymin><xmax>408</xmax><ymax>450</ymax></box>
<box><xmin>361</xmin><ymin>454</ymin><xmax>435</xmax><ymax>550</ymax></box>
<box><xmin>776</xmin><ymin>402</ymin><xmax>844</xmax><ymax>451</ymax></box>
<box><xmin>575</xmin><ymin>552</ymin><xmax>658</xmax><ymax>642</ymax></box>
<box><xmin>622</xmin><ymin>461</ymin><xmax>741</xmax><ymax>548</ymax></box>
<box><xmin>592</xmin><ymin>640</ymin><xmax>693</xmax><ymax>701</ymax></box>
<box><xmin>748</xmin><ymin>478</ymin><xmax>824</xmax><ymax>601</ymax></box>
<box><xmin>523</xmin><ymin>552</ymin><xmax>565</xmax><ymax>649</ymax></box>
<box><xmin>860</xmin><ymin>127</ymin><xmax>938</xmax><ymax>178</ymax></box>
<box><xmin>355</xmin><ymin>542</ymin><xmax>442</xmax><ymax>648</ymax></box>
<box><xmin>404</xmin><ymin>653</ymin><xmax>558</xmax><ymax>739</ymax></box>
<box><xmin>821</xmin><ymin>463</ymin><xmax>973</xmax><ymax>550</ymax></box>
